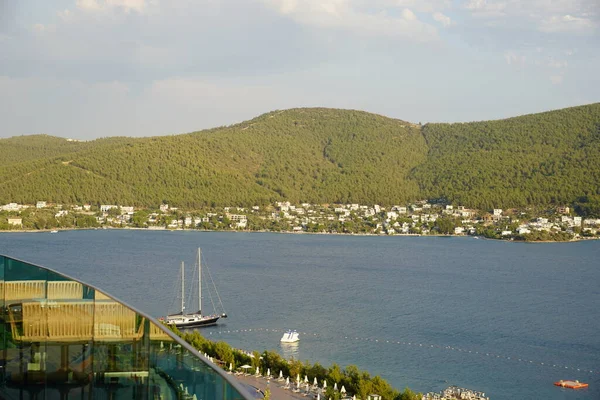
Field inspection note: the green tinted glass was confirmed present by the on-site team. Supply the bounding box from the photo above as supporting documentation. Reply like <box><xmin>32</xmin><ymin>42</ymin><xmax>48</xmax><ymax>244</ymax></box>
<box><xmin>0</xmin><ymin>255</ymin><xmax>250</xmax><ymax>399</ymax></box>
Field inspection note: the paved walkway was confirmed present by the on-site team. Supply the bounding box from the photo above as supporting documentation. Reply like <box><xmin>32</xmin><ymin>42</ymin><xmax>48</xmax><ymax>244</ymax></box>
<box><xmin>233</xmin><ymin>374</ymin><xmax>317</xmax><ymax>400</ymax></box>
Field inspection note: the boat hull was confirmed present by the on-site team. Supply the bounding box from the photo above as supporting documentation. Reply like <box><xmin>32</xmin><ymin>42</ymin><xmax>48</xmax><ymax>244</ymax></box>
<box><xmin>168</xmin><ymin>315</ymin><xmax>220</xmax><ymax>329</ymax></box>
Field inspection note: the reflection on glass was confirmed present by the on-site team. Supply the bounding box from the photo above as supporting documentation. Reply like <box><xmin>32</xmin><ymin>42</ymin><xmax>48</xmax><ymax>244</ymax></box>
<box><xmin>0</xmin><ymin>255</ymin><xmax>249</xmax><ymax>399</ymax></box>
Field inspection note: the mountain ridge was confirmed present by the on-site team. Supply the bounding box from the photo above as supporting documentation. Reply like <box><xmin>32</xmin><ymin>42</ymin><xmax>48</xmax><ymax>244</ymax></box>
<box><xmin>1</xmin><ymin>104</ymin><xmax>599</xmax><ymax>211</ymax></box>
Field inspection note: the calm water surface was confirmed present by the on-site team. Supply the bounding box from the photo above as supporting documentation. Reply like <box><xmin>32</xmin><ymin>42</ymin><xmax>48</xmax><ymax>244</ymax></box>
<box><xmin>1</xmin><ymin>230</ymin><xmax>598</xmax><ymax>400</ymax></box>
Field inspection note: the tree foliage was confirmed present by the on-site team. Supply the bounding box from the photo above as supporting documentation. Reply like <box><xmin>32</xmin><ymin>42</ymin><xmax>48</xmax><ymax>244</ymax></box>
<box><xmin>169</xmin><ymin>326</ymin><xmax>416</xmax><ymax>400</ymax></box>
<box><xmin>411</xmin><ymin>103</ymin><xmax>600</xmax><ymax>210</ymax></box>
<box><xmin>2</xmin><ymin>104</ymin><xmax>599</xmax><ymax>213</ymax></box>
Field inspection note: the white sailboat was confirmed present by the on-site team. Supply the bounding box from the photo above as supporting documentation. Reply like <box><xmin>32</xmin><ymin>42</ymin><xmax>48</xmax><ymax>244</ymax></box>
<box><xmin>164</xmin><ymin>248</ymin><xmax>227</xmax><ymax>328</ymax></box>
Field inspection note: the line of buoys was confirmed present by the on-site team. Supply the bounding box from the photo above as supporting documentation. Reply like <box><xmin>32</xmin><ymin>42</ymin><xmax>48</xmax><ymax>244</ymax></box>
<box><xmin>205</xmin><ymin>327</ymin><xmax>598</xmax><ymax>375</ymax></box>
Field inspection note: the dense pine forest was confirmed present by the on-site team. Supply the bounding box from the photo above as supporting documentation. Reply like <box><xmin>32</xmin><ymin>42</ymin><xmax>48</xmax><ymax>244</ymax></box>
<box><xmin>411</xmin><ymin>103</ymin><xmax>600</xmax><ymax>210</ymax></box>
<box><xmin>1</xmin><ymin>104</ymin><xmax>599</xmax><ymax>213</ymax></box>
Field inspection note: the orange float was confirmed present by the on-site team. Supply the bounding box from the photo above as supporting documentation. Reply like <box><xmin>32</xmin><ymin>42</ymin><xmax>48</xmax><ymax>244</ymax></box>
<box><xmin>554</xmin><ymin>380</ymin><xmax>589</xmax><ymax>389</ymax></box>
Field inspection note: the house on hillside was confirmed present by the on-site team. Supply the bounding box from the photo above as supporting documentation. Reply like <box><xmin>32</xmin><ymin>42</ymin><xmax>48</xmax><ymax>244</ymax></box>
<box><xmin>7</xmin><ymin>217</ymin><xmax>22</xmax><ymax>227</ymax></box>
<box><xmin>2</xmin><ymin>203</ymin><xmax>20</xmax><ymax>211</ymax></box>
<box><xmin>557</xmin><ymin>206</ymin><xmax>570</xmax><ymax>214</ymax></box>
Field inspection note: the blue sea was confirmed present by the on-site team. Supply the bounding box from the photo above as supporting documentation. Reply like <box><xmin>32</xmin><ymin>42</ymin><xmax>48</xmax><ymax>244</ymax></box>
<box><xmin>1</xmin><ymin>230</ymin><xmax>598</xmax><ymax>400</ymax></box>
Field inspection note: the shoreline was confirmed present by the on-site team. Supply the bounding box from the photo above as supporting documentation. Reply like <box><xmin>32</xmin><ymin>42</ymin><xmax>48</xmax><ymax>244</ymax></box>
<box><xmin>1</xmin><ymin>227</ymin><xmax>597</xmax><ymax>243</ymax></box>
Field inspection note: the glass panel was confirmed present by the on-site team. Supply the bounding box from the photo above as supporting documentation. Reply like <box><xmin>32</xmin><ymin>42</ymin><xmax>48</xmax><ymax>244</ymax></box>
<box><xmin>2</xmin><ymin>257</ymin><xmax>49</xmax><ymax>399</ymax></box>
<box><xmin>0</xmin><ymin>255</ymin><xmax>250</xmax><ymax>399</ymax></box>
<box><xmin>44</xmin><ymin>270</ymin><xmax>94</xmax><ymax>398</ymax></box>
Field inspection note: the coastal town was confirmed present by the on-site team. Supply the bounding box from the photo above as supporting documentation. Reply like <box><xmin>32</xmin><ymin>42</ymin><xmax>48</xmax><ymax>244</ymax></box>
<box><xmin>1</xmin><ymin>200</ymin><xmax>599</xmax><ymax>241</ymax></box>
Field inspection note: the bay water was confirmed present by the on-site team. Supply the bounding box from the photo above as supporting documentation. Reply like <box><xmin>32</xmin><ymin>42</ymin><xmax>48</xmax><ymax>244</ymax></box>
<box><xmin>1</xmin><ymin>230</ymin><xmax>598</xmax><ymax>400</ymax></box>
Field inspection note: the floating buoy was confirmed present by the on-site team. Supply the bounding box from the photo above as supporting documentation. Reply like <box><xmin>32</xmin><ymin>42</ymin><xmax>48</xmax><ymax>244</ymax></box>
<box><xmin>554</xmin><ymin>380</ymin><xmax>588</xmax><ymax>389</ymax></box>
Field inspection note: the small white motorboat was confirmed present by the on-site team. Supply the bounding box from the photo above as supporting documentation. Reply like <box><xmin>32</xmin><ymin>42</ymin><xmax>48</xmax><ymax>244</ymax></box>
<box><xmin>280</xmin><ymin>330</ymin><xmax>300</xmax><ymax>343</ymax></box>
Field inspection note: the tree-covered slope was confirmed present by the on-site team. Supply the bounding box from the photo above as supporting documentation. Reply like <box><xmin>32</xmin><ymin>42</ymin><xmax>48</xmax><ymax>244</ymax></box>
<box><xmin>2</xmin><ymin>104</ymin><xmax>599</xmax><ymax>209</ymax></box>
<box><xmin>0</xmin><ymin>109</ymin><xmax>427</xmax><ymax>207</ymax></box>
<box><xmin>410</xmin><ymin>103</ymin><xmax>600</xmax><ymax>210</ymax></box>
<box><xmin>0</xmin><ymin>135</ymin><xmax>90</xmax><ymax>164</ymax></box>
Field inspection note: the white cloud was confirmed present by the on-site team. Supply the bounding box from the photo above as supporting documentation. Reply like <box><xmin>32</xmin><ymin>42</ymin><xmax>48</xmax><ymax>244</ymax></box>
<box><xmin>550</xmin><ymin>75</ymin><xmax>564</xmax><ymax>84</ymax></box>
<box><xmin>465</xmin><ymin>0</ymin><xmax>507</xmax><ymax>17</ymax></box>
<box><xmin>31</xmin><ymin>23</ymin><xmax>56</xmax><ymax>34</ymax></box>
<box><xmin>263</xmin><ymin>0</ymin><xmax>439</xmax><ymax>41</ymax></box>
<box><xmin>504</xmin><ymin>50</ymin><xmax>525</xmax><ymax>67</ymax></box>
<box><xmin>402</xmin><ymin>8</ymin><xmax>417</xmax><ymax>21</ymax></box>
<box><xmin>76</xmin><ymin>0</ymin><xmax>146</xmax><ymax>13</ymax></box>
<box><xmin>539</xmin><ymin>14</ymin><xmax>594</xmax><ymax>33</ymax></box>
<box><xmin>58</xmin><ymin>9</ymin><xmax>74</xmax><ymax>21</ymax></box>
<box><xmin>547</xmin><ymin>59</ymin><xmax>568</xmax><ymax>69</ymax></box>
<box><xmin>76</xmin><ymin>0</ymin><xmax>102</xmax><ymax>12</ymax></box>
<box><xmin>393</xmin><ymin>0</ymin><xmax>451</xmax><ymax>13</ymax></box>
<box><xmin>107</xmin><ymin>0</ymin><xmax>145</xmax><ymax>13</ymax></box>
<box><xmin>432</xmin><ymin>12</ymin><xmax>452</xmax><ymax>27</ymax></box>
<box><xmin>33</xmin><ymin>24</ymin><xmax>46</xmax><ymax>33</ymax></box>
<box><xmin>463</xmin><ymin>0</ymin><xmax>599</xmax><ymax>33</ymax></box>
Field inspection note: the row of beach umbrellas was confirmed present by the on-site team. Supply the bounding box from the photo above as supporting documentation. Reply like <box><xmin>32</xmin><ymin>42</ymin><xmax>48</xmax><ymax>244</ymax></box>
<box><xmin>229</xmin><ymin>363</ymin><xmax>350</xmax><ymax>394</ymax></box>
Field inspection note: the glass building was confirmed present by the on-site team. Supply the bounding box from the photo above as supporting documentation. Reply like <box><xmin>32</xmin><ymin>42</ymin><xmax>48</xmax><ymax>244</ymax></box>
<box><xmin>0</xmin><ymin>254</ymin><xmax>252</xmax><ymax>399</ymax></box>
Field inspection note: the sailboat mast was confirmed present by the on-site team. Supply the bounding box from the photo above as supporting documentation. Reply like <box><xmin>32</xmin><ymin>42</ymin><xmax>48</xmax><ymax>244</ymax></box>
<box><xmin>181</xmin><ymin>261</ymin><xmax>185</xmax><ymax>314</ymax></box>
<box><xmin>198</xmin><ymin>248</ymin><xmax>202</xmax><ymax>313</ymax></box>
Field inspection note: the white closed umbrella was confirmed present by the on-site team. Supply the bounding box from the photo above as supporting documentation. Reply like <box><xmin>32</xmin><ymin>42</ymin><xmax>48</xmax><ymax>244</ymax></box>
<box><xmin>279</xmin><ymin>371</ymin><xmax>284</xmax><ymax>379</ymax></box>
<box><xmin>286</xmin><ymin>377</ymin><xmax>290</xmax><ymax>385</ymax></box>
<box><xmin>334</xmin><ymin>382</ymin><xmax>338</xmax><ymax>391</ymax></box>
<box><xmin>297</xmin><ymin>374</ymin><xmax>300</xmax><ymax>384</ymax></box>
<box><xmin>304</xmin><ymin>375</ymin><xmax>308</xmax><ymax>383</ymax></box>
<box><xmin>323</xmin><ymin>380</ymin><xmax>327</xmax><ymax>389</ymax></box>
<box><xmin>267</xmin><ymin>368</ymin><xmax>270</xmax><ymax>377</ymax></box>
<box><xmin>229</xmin><ymin>363</ymin><xmax>233</xmax><ymax>372</ymax></box>
<box><xmin>192</xmin><ymin>395</ymin><xmax>197</xmax><ymax>400</ymax></box>
<box><xmin>313</xmin><ymin>377</ymin><xmax>318</xmax><ymax>386</ymax></box>
<box><xmin>317</xmin><ymin>394</ymin><xmax>320</xmax><ymax>400</ymax></box>
<box><xmin>352</xmin><ymin>395</ymin><xmax>356</xmax><ymax>400</ymax></box>
<box><xmin>341</xmin><ymin>385</ymin><xmax>346</xmax><ymax>394</ymax></box>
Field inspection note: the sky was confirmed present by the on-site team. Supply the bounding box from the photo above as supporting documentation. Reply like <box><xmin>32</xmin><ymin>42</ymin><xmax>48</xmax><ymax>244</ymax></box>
<box><xmin>1</xmin><ymin>0</ymin><xmax>599</xmax><ymax>140</ymax></box>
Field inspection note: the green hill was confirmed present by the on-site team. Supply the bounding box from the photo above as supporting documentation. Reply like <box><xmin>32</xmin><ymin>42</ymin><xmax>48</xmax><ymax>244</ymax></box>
<box><xmin>410</xmin><ymin>103</ymin><xmax>600</xmax><ymax>210</ymax></box>
<box><xmin>1</xmin><ymin>104</ymin><xmax>599</xmax><ymax>211</ymax></box>
<box><xmin>0</xmin><ymin>109</ymin><xmax>426</xmax><ymax>207</ymax></box>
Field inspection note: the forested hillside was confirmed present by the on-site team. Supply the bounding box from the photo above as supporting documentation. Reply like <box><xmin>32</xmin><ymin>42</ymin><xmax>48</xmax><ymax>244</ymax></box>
<box><xmin>0</xmin><ymin>109</ymin><xmax>426</xmax><ymax>207</ymax></box>
<box><xmin>1</xmin><ymin>104</ymin><xmax>599</xmax><ymax>210</ymax></box>
<box><xmin>410</xmin><ymin>103</ymin><xmax>600</xmax><ymax>210</ymax></box>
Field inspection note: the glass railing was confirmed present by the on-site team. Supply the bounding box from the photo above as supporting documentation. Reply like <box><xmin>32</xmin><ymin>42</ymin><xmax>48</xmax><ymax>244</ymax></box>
<box><xmin>0</xmin><ymin>254</ymin><xmax>251</xmax><ymax>399</ymax></box>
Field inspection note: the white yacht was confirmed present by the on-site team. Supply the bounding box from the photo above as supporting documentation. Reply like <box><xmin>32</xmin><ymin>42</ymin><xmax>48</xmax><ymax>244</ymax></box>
<box><xmin>280</xmin><ymin>330</ymin><xmax>300</xmax><ymax>343</ymax></box>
